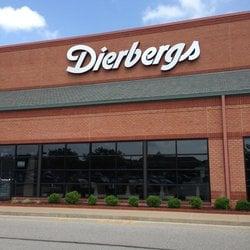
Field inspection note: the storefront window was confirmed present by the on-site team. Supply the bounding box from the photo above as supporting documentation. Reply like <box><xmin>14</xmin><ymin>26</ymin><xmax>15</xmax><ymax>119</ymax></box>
<box><xmin>244</xmin><ymin>138</ymin><xmax>250</xmax><ymax>199</ymax></box>
<box><xmin>0</xmin><ymin>139</ymin><xmax>210</xmax><ymax>200</ymax></box>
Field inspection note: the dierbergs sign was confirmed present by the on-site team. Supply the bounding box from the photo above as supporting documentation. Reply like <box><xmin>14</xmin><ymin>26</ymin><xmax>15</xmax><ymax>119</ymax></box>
<box><xmin>66</xmin><ymin>41</ymin><xmax>200</xmax><ymax>74</ymax></box>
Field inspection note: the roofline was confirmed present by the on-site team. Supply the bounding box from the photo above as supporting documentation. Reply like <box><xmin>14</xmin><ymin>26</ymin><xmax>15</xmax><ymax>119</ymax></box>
<box><xmin>0</xmin><ymin>11</ymin><xmax>249</xmax><ymax>53</ymax></box>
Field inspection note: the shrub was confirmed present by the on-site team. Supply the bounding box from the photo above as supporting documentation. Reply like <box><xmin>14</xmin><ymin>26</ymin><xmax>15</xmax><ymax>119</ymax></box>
<box><xmin>166</xmin><ymin>195</ymin><xmax>175</xmax><ymax>201</ymax></box>
<box><xmin>167</xmin><ymin>197</ymin><xmax>181</xmax><ymax>208</ymax></box>
<box><xmin>48</xmin><ymin>193</ymin><xmax>61</xmax><ymax>204</ymax></box>
<box><xmin>214</xmin><ymin>197</ymin><xmax>230</xmax><ymax>209</ymax></box>
<box><xmin>87</xmin><ymin>195</ymin><xmax>97</xmax><ymax>206</ymax></box>
<box><xmin>65</xmin><ymin>191</ymin><xmax>81</xmax><ymax>204</ymax></box>
<box><xmin>189</xmin><ymin>196</ymin><xmax>203</xmax><ymax>209</ymax></box>
<box><xmin>128</xmin><ymin>196</ymin><xmax>139</xmax><ymax>207</ymax></box>
<box><xmin>146</xmin><ymin>195</ymin><xmax>161</xmax><ymax>207</ymax></box>
<box><xmin>235</xmin><ymin>200</ymin><xmax>250</xmax><ymax>211</ymax></box>
<box><xmin>105</xmin><ymin>195</ymin><xmax>119</xmax><ymax>206</ymax></box>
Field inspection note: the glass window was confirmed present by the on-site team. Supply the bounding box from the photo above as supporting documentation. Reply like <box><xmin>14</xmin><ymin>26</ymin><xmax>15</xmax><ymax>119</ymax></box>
<box><xmin>66</xmin><ymin>143</ymin><xmax>90</xmax><ymax>157</ymax></box>
<box><xmin>177</xmin><ymin>155</ymin><xmax>208</xmax><ymax>170</ymax></box>
<box><xmin>117</xmin><ymin>184</ymin><xmax>143</xmax><ymax>198</ymax></box>
<box><xmin>0</xmin><ymin>146</ymin><xmax>15</xmax><ymax>157</ymax></box>
<box><xmin>177</xmin><ymin>170</ymin><xmax>209</xmax><ymax>184</ymax></box>
<box><xmin>117</xmin><ymin>155</ymin><xmax>143</xmax><ymax>169</ymax></box>
<box><xmin>148</xmin><ymin>141</ymin><xmax>175</xmax><ymax>155</ymax></box>
<box><xmin>43</xmin><ymin>144</ymin><xmax>65</xmax><ymax>156</ymax></box>
<box><xmin>41</xmin><ymin>170</ymin><xmax>65</xmax><ymax>183</ymax></box>
<box><xmin>91</xmin><ymin>155</ymin><xmax>116</xmax><ymax>169</ymax></box>
<box><xmin>65</xmin><ymin>157</ymin><xmax>89</xmax><ymax>170</ymax></box>
<box><xmin>92</xmin><ymin>143</ymin><xmax>116</xmax><ymax>155</ymax></box>
<box><xmin>147</xmin><ymin>185</ymin><xmax>177</xmax><ymax>198</ymax></box>
<box><xmin>40</xmin><ymin>184</ymin><xmax>64</xmax><ymax>197</ymax></box>
<box><xmin>42</xmin><ymin>157</ymin><xmax>65</xmax><ymax>169</ymax></box>
<box><xmin>0</xmin><ymin>158</ymin><xmax>15</xmax><ymax>178</ymax></box>
<box><xmin>65</xmin><ymin>170</ymin><xmax>89</xmax><ymax>184</ymax></box>
<box><xmin>117</xmin><ymin>142</ymin><xmax>142</xmax><ymax>155</ymax></box>
<box><xmin>17</xmin><ymin>145</ymin><xmax>38</xmax><ymax>156</ymax></box>
<box><xmin>148</xmin><ymin>170</ymin><xmax>176</xmax><ymax>185</ymax></box>
<box><xmin>177</xmin><ymin>140</ymin><xmax>207</xmax><ymax>154</ymax></box>
<box><xmin>90</xmin><ymin>170</ymin><xmax>116</xmax><ymax>183</ymax></box>
<box><xmin>147</xmin><ymin>155</ymin><xmax>176</xmax><ymax>169</ymax></box>
<box><xmin>15</xmin><ymin>184</ymin><xmax>37</xmax><ymax>197</ymax></box>
<box><xmin>116</xmin><ymin>170</ymin><xmax>143</xmax><ymax>184</ymax></box>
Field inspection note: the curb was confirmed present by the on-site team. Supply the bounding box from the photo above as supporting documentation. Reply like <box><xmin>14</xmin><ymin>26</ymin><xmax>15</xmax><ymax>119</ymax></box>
<box><xmin>0</xmin><ymin>211</ymin><xmax>249</xmax><ymax>227</ymax></box>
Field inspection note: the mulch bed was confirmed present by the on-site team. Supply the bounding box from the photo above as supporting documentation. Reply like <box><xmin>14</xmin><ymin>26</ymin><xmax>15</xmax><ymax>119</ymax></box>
<box><xmin>0</xmin><ymin>201</ymin><xmax>249</xmax><ymax>215</ymax></box>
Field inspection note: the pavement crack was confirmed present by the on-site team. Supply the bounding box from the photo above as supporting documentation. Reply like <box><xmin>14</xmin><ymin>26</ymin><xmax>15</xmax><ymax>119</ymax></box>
<box><xmin>0</xmin><ymin>236</ymin><xmax>173</xmax><ymax>250</ymax></box>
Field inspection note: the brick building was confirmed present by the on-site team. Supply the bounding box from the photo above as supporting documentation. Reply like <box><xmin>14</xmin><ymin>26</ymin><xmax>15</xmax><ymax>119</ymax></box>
<box><xmin>0</xmin><ymin>12</ymin><xmax>249</xmax><ymax>203</ymax></box>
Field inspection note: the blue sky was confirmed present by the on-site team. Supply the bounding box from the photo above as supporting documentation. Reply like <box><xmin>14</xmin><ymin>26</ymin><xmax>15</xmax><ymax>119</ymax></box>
<box><xmin>0</xmin><ymin>0</ymin><xmax>249</xmax><ymax>45</ymax></box>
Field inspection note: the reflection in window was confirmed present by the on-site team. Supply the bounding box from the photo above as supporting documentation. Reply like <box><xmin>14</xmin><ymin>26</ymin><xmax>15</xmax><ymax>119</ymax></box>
<box><xmin>43</xmin><ymin>144</ymin><xmax>65</xmax><ymax>156</ymax></box>
<box><xmin>244</xmin><ymin>138</ymin><xmax>250</xmax><ymax>199</ymax></box>
<box><xmin>147</xmin><ymin>139</ymin><xmax>209</xmax><ymax>201</ymax></box>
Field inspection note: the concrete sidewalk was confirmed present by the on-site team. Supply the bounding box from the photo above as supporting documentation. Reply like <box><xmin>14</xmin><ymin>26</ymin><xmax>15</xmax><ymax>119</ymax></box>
<box><xmin>0</xmin><ymin>205</ymin><xmax>249</xmax><ymax>226</ymax></box>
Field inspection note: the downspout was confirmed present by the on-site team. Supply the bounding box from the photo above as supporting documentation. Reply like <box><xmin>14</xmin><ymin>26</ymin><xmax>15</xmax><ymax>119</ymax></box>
<box><xmin>221</xmin><ymin>95</ymin><xmax>231</xmax><ymax>199</ymax></box>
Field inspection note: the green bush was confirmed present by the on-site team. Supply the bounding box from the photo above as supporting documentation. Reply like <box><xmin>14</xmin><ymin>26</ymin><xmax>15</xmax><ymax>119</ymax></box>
<box><xmin>189</xmin><ymin>196</ymin><xmax>203</xmax><ymax>209</ymax></box>
<box><xmin>48</xmin><ymin>193</ymin><xmax>61</xmax><ymax>204</ymax></box>
<box><xmin>105</xmin><ymin>195</ymin><xmax>119</xmax><ymax>206</ymax></box>
<box><xmin>167</xmin><ymin>197</ymin><xmax>181</xmax><ymax>208</ymax></box>
<box><xmin>128</xmin><ymin>196</ymin><xmax>139</xmax><ymax>207</ymax></box>
<box><xmin>235</xmin><ymin>200</ymin><xmax>250</xmax><ymax>211</ymax></box>
<box><xmin>214</xmin><ymin>197</ymin><xmax>230</xmax><ymax>209</ymax></box>
<box><xmin>87</xmin><ymin>195</ymin><xmax>97</xmax><ymax>205</ymax></box>
<box><xmin>65</xmin><ymin>191</ymin><xmax>81</xmax><ymax>204</ymax></box>
<box><xmin>166</xmin><ymin>195</ymin><xmax>175</xmax><ymax>201</ymax></box>
<box><xmin>146</xmin><ymin>195</ymin><xmax>161</xmax><ymax>207</ymax></box>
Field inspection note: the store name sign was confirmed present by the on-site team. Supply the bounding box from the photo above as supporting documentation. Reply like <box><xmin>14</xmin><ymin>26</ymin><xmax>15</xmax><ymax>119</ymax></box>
<box><xmin>66</xmin><ymin>41</ymin><xmax>200</xmax><ymax>74</ymax></box>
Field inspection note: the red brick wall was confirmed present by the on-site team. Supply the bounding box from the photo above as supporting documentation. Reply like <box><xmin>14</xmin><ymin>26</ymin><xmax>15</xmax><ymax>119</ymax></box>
<box><xmin>0</xmin><ymin>95</ymin><xmax>249</xmax><ymax>201</ymax></box>
<box><xmin>0</xmin><ymin>13</ymin><xmax>249</xmax><ymax>91</ymax></box>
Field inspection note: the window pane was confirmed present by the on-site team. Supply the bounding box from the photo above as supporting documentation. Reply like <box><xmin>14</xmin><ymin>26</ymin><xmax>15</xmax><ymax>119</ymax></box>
<box><xmin>15</xmin><ymin>184</ymin><xmax>36</xmax><ymax>196</ymax></box>
<box><xmin>0</xmin><ymin>146</ymin><xmax>15</xmax><ymax>157</ymax></box>
<box><xmin>91</xmin><ymin>155</ymin><xmax>116</xmax><ymax>169</ymax></box>
<box><xmin>117</xmin><ymin>185</ymin><xmax>143</xmax><ymax>198</ymax></box>
<box><xmin>244</xmin><ymin>138</ymin><xmax>250</xmax><ymax>153</ymax></box>
<box><xmin>0</xmin><ymin>158</ymin><xmax>15</xmax><ymax>178</ymax></box>
<box><xmin>65</xmin><ymin>170</ymin><xmax>89</xmax><ymax>184</ymax></box>
<box><xmin>148</xmin><ymin>141</ymin><xmax>175</xmax><ymax>155</ymax></box>
<box><xmin>41</xmin><ymin>170</ymin><xmax>65</xmax><ymax>183</ymax></box>
<box><xmin>90</xmin><ymin>171</ymin><xmax>116</xmax><ymax>183</ymax></box>
<box><xmin>117</xmin><ymin>156</ymin><xmax>143</xmax><ymax>169</ymax></box>
<box><xmin>117</xmin><ymin>170</ymin><xmax>143</xmax><ymax>184</ymax></box>
<box><xmin>148</xmin><ymin>170</ymin><xmax>176</xmax><ymax>185</ymax></box>
<box><xmin>177</xmin><ymin>155</ymin><xmax>208</xmax><ymax>169</ymax></box>
<box><xmin>65</xmin><ymin>157</ymin><xmax>89</xmax><ymax>170</ymax></box>
<box><xmin>177</xmin><ymin>170</ymin><xmax>209</xmax><ymax>184</ymax></box>
<box><xmin>17</xmin><ymin>145</ymin><xmax>38</xmax><ymax>156</ymax></box>
<box><xmin>178</xmin><ymin>184</ymin><xmax>210</xmax><ymax>201</ymax></box>
<box><xmin>148</xmin><ymin>185</ymin><xmax>177</xmax><ymax>198</ymax></box>
<box><xmin>41</xmin><ymin>184</ymin><xmax>64</xmax><ymax>197</ymax></box>
<box><xmin>15</xmin><ymin>157</ymin><xmax>37</xmax><ymax>182</ymax></box>
<box><xmin>117</xmin><ymin>142</ymin><xmax>142</xmax><ymax>155</ymax></box>
<box><xmin>92</xmin><ymin>143</ymin><xmax>116</xmax><ymax>154</ymax></box>
<box><xmin>43</xmin><ymin>144</ymin><xmax>65</xmax><ymax>156</ymax></box>
<box><xmin>147</xmin><ymin>155</ymin><xmax>176</xmax><ymax>169</ymax></box>
<box><xmin>177</xmin><ymin>140</ymin><xmax>207</xmax><ymax>154</ymax></box>
<box><xmin>66</xmin><ymin>143</ymin><xmax>90</xmax><ymax>157</ymax></box>
<box><xmin>90</xmin><ymin>183</ymin><xmax>115</xmax><ymax>197</ymax></box>
<box><xmin>42</xmin><ymin>157</ymin><xmax>65</xmax><ymax>169</ymax></box>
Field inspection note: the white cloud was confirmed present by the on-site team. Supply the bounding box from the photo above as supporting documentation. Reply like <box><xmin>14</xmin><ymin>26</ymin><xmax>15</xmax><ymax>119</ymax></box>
<box><xmin>142</xmin><ymin>0</ymin><xmax>217</xmax><ymax>24</ymax></box>
<box><xmin>0</xmin><ymin>6</ymin><xmax>46</xmax><ymax>31</ymax></box>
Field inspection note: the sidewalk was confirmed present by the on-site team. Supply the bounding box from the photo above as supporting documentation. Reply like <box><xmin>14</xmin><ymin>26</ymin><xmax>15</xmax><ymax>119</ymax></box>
<box><xmin>0</xmin><ymin>205</ymin><xmax>249</xmax><ymax>226</ymax></box>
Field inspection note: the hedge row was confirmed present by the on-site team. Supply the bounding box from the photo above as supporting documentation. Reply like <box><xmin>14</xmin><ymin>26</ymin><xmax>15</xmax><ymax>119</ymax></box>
<box><xmin>47</xmin><ymin>192</ymin><xmax>250</xmax><ymax>211</ymax></box>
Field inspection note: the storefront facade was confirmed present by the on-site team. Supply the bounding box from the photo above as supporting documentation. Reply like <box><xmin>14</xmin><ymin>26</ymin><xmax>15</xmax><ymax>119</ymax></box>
<box><xmin>0</xmin><ymin>12</ymin><xmax>249</xmax><ymax>202</ymax></box>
